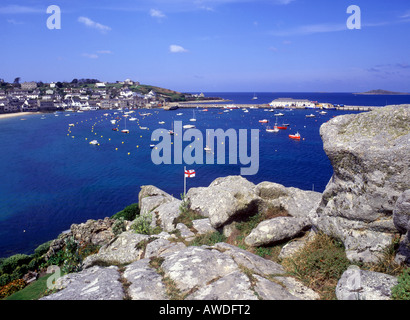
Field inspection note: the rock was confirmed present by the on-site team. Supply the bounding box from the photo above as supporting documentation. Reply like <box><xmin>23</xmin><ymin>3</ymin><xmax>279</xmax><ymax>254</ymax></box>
<box><xmin>278</xmin><ymin>229</ymin><xmax>318</xmax><ymax>260</ymax></box>
<box><xmin>82</xmin><ymin>231</ymin><xmax>149</xmax><ymax>268</ymax></box>
<box><xmin>336</xmin><ymin>266</ymin><xmax>398</xmax><ymax>300</ymax></box>
<box><xmin>71</xmin><ymin>217</ymin><xmax>116</xmax><ymax>247</ymax></box>
<box><xmin>139</xmin><ymin>185</ymin><xmax>176</xmax><ymax>215</ymax></box>
<box><xmin>123</xmin><ymin>259</ymin><xmax>168</xmax><ymax>300</ymax></box>
<box><xmin>186</xmin><ymin>176</ymin><xmax>260</xmax><ymax>228</ymax></box>
<box><xmin>255</xmin><ymin>181</ymin><xmax>322</xmax><ymax>220</ymax></box>
<box><xmin>393</xmin><ymin>190</ymin><xmax>410</xmax><ymax>234</ymax></box>
<box><xmin>213</xmin><ymin>243</ymin><xmax>285</xmax><ymax>276</ymax></box>
<box><xmin>186</xmin><ymin>271</ymin><xmax>259</xmax><ymax>300</ymax></box>
<box><xmin>271</xmin><ymin>276</ymin><xmax>320</xmax><ymax>300</ymax></box>
<box><xmin>151</xmin><ymin>199</ymin><xmax>182</xmax><ymax>232</ymax></box>
<box><xmin>160</xmin><ymin>246</ymin><xmax>240</xmax><ymax>293</ymax></box>
<box><xmin>245</xmin><ymin>216</ymin><xmax>310</xmax><ymax>247</ymax></box>
<box><xmin>312</xmin><ymin>105</ymin><xmax>410</xmax><ymax>263</ymax></box>
<box><xmin>252</xmin><ymin>275</ymin><xmax>300</xmax><ymax>300</ymax></box>
<box><xmin>41</xmin><ymin>266</ymin><xmax>124</xmax><ymax>300</ymax></box>
<box><xmin>144</xmin><ymin>238</ymin><xmax>186</xmax><ymax>259</ymax></box>
<box><xmin>23</xmin><ymin>271</ymin><xmax>38</xmax><ymax>284</ymax></box>
<box><xmin>176</xmin><ymin>223</ymin><xmax>196</xmax><ymax>241</ymax></box>
<box><xmin>192</xmin><ymin>218</ymin><xmax>217</xmax><ymax>235</ymax></box>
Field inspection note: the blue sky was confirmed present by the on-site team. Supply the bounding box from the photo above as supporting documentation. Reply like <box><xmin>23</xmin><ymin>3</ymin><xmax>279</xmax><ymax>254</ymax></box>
<box><xmin>1</xmin><ymin>0</ymin><xmax>410</xmax><ymax>92</ymax></box>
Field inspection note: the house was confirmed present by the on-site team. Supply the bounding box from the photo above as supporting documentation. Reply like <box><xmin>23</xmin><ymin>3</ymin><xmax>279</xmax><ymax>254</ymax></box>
<box><xmin>21</xmin><ymin>82</ymin><xmax>37</xmax><ymax>90</ymax></box>
<box><xmin>38</xmin><ymin>100</ymin><xmax>56</xmax><ymax>111</ymax></box>
<box><xmin>21</xmin><ymin>99</ymin><xmax>39</xmax><ymax>112</ymax></box>
<box><xmin>269</xmin><ymin>98</ymin><xmax>316</xmax><ymax>109</ymax></box>
<box><xmin>95</xmin><ymin>82</ymin><xmax>106</xmax><ymax>88</ymax></box>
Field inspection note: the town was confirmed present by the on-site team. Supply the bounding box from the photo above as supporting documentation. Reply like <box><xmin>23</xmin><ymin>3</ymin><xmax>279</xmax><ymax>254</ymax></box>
<box><xmin>0</xmin><ymin>78</ymin><xmax>210</xmax><ymax>114</ymax></box>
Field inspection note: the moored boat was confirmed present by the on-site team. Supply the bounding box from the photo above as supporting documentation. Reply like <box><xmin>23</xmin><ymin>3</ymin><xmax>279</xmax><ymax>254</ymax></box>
<box><xmin>289</xmin><ymin>132</ymin><xmax>301</xmax><ymax>140</ymax></box>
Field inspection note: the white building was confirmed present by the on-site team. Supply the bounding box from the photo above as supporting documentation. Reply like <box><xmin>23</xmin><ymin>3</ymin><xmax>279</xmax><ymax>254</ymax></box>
<box><xmin>269</xmin><ymin>98</ymin><xmax>316</xmax><ymax>109</ymax></box>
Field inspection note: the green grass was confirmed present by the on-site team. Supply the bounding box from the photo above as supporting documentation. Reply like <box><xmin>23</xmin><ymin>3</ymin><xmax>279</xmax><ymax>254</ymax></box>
<box><xmin>3</xmin><ymin>274</ymin><xmax>52</xmax><ymax>300</ymax></box>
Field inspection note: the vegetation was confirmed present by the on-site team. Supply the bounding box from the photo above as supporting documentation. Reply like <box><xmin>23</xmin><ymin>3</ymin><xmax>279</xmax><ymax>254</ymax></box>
<box><xmin>111</xmin><ymin>203</ymin><xmax>140</xmax><ymax>221</ymax></box>
<box><xmin>391</xmin><ymin>268</ymin><xmax>410</xmax><ymax>300</ymax></box>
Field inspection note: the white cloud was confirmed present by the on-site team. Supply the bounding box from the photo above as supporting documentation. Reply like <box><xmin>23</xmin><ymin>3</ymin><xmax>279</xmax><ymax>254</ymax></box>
<box><xmin>0</xmin><ymin>5</ymin><xmax>42</xmax><ymax>14</ymax></box>
<box><xmin>82</xmin><ymin>53</ymin><xmax>99</xmax><ymax>59</ymax></box>
<box><xmin>97</xmin><ymin>50</ymin><xmax>113</xmax><ymax>54</ymax></box>
<box><xmin>169</xmin><ymin>44</ymin><xmax>188</xmax><ymax>53</ymax></box>
<box><xmin>78</xmin><ymin>16</ymin><xmax>111</xmax><ymax>33</ymax></box>
<box><xmin>150</xmin><ymin>9</ymin><xmax>166</xmax><ymax>18</ymax></box>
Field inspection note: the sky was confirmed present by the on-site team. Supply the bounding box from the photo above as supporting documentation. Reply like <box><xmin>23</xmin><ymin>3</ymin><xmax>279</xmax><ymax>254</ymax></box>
<box><xmin>1</xmin><ymin>0</ymin><xmax>410</xmax><ymax>92</ymax></box>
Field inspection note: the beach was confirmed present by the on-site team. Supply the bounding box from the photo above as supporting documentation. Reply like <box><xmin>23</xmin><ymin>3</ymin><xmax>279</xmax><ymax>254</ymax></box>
<box><xmin>0</xmin><ymin>112</ymin><xmax>42</xmax><ymax>120</ymax></box>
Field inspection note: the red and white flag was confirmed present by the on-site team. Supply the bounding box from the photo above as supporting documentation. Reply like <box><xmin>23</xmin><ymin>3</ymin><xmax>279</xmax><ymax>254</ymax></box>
<box><xmin>184</xmin><ymin>169</ymin><xmax>196</xmax><ymax>178</ymax></box>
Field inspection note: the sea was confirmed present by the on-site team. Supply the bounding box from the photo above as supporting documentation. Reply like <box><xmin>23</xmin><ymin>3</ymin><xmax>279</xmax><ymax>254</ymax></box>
<box><xmin>1</xmin><ymin>92</ymin><xmax>409</xmax><ymax>258</ymax></box>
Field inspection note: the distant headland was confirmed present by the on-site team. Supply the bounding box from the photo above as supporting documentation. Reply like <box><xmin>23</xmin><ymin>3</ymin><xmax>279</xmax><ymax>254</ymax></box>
<box><xmin>355</xmin><ymin>89</ymin><xmax>410</xmax><ymax>95</ymax></box>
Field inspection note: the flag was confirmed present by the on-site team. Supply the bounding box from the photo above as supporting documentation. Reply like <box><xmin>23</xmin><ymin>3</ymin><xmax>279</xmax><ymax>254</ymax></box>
<box><xmin>184</xmin><ymin>169</ymin><xmax>195</xmax><ymax>178</ymax></box>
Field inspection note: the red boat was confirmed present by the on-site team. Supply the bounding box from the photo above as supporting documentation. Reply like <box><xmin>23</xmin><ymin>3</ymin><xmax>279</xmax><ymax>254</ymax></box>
<box><xmin>289</xmin><ymin>132</ymin><xmax>301</xmax><ymax>140</ymax></box>
<box><xmin>277</xmin><ymin>126</ymin><xmax>287</xmax><ymax>130</ymax></box>
<box><xmin>112</xmin><ymin>128</ymin><xmax>118</xmax><ymax>131</ymax></box>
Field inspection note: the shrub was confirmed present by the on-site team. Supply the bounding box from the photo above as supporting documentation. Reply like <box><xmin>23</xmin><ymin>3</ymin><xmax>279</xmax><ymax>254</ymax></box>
<box><xmin>34</xmin><ymin>241</ymin><xmax>52</xmax><ymax>258</ymax></box>
<box><xmin>190</xmin><ymin>231</ymin><xmax>226</xmax><ymax>247</ymax></box>
<box><xmin>131</xmin><ymin>213</ymin><xmax>160</xmax><ymax>235</ymax></box>
<box><xmin>112</xmin><ymin>217</ymin><xmax>126</xmax><ymax>236</ymax></box>
<box><xmin>391</xmin><ymin>268</ymin><xmax>410</xmax><ymax>300</ymax></box>
<box><xmin>0</xmin><ymin>279</ymin><xmax>26</xmax><ymax>299</ymax></box>
<box><xmin>112</xmin><ymin>203</ymin><xmax>140</xmax><ymax>221</ymax></box>
<box><xmin>282</xmin><ymin>232</ymin><xmax>351</xmax><ymax>300</ymax></box>
<box><xmin>0</xmin><ymin>254</ymin><xmax>32</xmax><ymax>275</ymax></box>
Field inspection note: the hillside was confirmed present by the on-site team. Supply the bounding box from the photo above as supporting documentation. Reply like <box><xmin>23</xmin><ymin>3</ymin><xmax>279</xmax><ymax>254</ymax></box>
<box><xmin>356</xmin><ymin>89</ymin><xmax>410</xmax><ymax>95</ymax></box>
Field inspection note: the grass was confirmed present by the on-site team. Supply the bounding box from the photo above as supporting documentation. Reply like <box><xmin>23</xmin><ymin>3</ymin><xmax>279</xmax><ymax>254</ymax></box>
<box><xmin>3</xmin><ymin>274</ymin><xmax>52</xmax><ymax>300</ymax></box>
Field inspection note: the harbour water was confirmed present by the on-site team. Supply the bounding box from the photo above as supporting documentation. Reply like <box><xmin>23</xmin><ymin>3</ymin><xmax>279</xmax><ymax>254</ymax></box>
<box><xmin>0</xmin><ymin>92</ymin><xmax>409</xmax><ymax>257</ymax></box>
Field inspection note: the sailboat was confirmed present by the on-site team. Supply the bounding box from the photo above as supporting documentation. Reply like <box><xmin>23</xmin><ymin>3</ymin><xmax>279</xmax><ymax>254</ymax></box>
<box><xmin>266</xmin><ymin>117</ymin><xmax>279</xmax><ymax>132</ymax></box>
<box><xmin>190</xmin><ymin>110</ymin><xmax>196</xmax><ymax>122</ymax></box>
<box><xmin>252</xmin><ymin>93</ymin><xmax>258</xmax><ymax>100</ymax></box>
<box><xmin>169</xmin><ymin>122</ymin><xmax>175</xmax><ymax>135</ymax></box>
<box><xmin>204</xmin><ymin>131</ymin><xmax>212</xmax><ymax>153</ymax></box>
<box><xmin>121</xmin><ymin>116</ymin><xmax>129</xmax><ymax>133</ymax></box>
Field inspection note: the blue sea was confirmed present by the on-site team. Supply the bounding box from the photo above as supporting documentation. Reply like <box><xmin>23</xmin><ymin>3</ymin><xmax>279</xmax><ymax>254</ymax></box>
<box><xmin>1</xmin><ymin>92</ymin><xmax>409</xmax><ymax>258</ymax></box>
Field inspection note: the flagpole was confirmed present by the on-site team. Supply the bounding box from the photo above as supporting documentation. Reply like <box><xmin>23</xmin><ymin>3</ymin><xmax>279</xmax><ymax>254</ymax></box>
<box><xmin>184</xmin><ymin>166</ymin><xmax>186</xmax><ymax>196</ymax></box>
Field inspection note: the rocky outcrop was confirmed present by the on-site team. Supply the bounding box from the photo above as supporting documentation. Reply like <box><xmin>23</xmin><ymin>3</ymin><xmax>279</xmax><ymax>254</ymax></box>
<box><xmin>393</xmin><ymin>190</ymin><xmax>410</xmax><ymax>265</ymax></box>
<box><xmin>336</xmin><ymin>266</ymin><xmax>398</xmax><ymax>300</ymax></box>
<box><xmin>311</xmin><ymin>105</ymin><xmax>410</xmax><ymax>263</ymax></box>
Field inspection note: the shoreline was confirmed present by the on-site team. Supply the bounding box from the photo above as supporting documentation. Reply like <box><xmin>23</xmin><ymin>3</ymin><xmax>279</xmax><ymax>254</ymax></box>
<box><xmin>0</xmin><ymin>112</ymin><xmax>43</xmax><ymax>120</ymax></box>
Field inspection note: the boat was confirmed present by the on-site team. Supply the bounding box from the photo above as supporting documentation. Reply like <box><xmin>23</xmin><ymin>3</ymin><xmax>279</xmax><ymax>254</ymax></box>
<box><xmin>204</xmin><ymin>132</ymin><xmax>212</xmax><ymax>153</ymax></box>
<box><xmin>176</xmin><ymin>113</ymin><xmax>183</xmax><ymax>116</ymax></box>
<box><xmin>289</xmin><ymin>132</ymin><xmax>301</xmax><ymax>140</ymax></box>
<box><xmin>111</xmin><ymin>120</ymin><xmax>116</xmax><ymax>124</ymax></box>
<box><xmin>183</xmin><ymin>124</ymin><xmax>195</xmax><ymax>129</ymax></box>
<box><xmin>277</xmin><ymin>125</ymin><xmax>288</xmax><ymax>130</ymax></box>
<box><xmin>266</xmin><ymin>126</ymin><xmax>279</xmax><ymax>133</ymax></box>
<box><xmin>259</xmin><ymin>119</ymin><xmax>269</xmax><ymax>123</ymax></box>
<box><xmin>112</xmin><ymin>128</ymin><xmax>118</xmax><ymax>131</ymax></box>
<box><xmin>139</xmin><ymin>126</ymin><xmax>148</xmax><ymax>130</ymax></box>
<box><xmin>190</xmin><ymin>110</ymin><xmax>196</xmax><ymax>122</ymax></box>
<box><xmin>121</xmin><ymin>116</ymin><xmax>129</xmax><ymax>133</ymax></box>
<box><xmin>274</xmin><ymin>113</ymin><xmax>284</xmax><ymax>116</ymax></box>
<box><xmin>319</xmin><ymin>111</ymin><xmax>327</xmax><ymax>115</ymax></box>
<box><xmin>89</xmin><ymin>140</ymin><xmax>99</xmax><ymax>145</ymax></box>
<box><xmin>306</xmin><ymin>114</ymin><xmax>315</xmax><ymax>118</ymax></box>
<box><xmin>129</xmin><ymin>117</ymin><xmax>137</xmax><ymax>121</ymax></box>
<box><xmin>150</xmin><ymin>144</ymin><xmax>155</xmax><ymax>148</ymax></box>
<box><xmin>158</xmin><ymin>121</ymin><xmax>165</xmax><ymax>124</ymax></box>
<box><xmin>169</xmin><ymin>122</ymin><xmax>175</xmax><ymax>135</ymax></box>
<box><xmin>252</xmin><ymin>93</ymin><xmax>258</xmax><ymax>100</ymax></box>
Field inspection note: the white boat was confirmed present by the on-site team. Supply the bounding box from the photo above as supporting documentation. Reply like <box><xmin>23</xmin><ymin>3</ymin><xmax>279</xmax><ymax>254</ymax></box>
<box><xmin>139</xmin><ymin>126</ymin><xmax>148</xmax><ymax>130</ymax></box>
<box><xmin>204</xmin><ymin>132</ymin><xmax>212</xmax><ymax>153</ymax></box>
<box><xmin>111</xmin><ymin>120</ymin><xmax>116</xmax><ymax>124</ymax></box>
<box><xmin>150</xmin><ymin>144</ymin><xmax>155</xmax><ymax>148</ymax></box>
<box><xmin>89</xmin><ymin>140</ymin><xmax>99</xmax><ymax>145</ymax></box>
<box><xmin>69</xmin><ymin>123</ymin><xmax>75</xmax><ymax>127</ymax></box>
<box><xmin>306</xmin><ymin>114</ymin><xmax>316</xmax><ymax>118</ymax></box>
<box><xmin>158</xmin><ymin>121</ymin><xmax>165</xmax><ymax>124</ymax></box>
<box><xmin>177</xmin><ymin>113</ymin><xmax>183</xmax><ymax>116</ymax></box>
<box><xmin>121</xmin><ymin>116</ymin><xmax>129</xmax><ymax>133</ymax></box>
<box><xmin>319</xmin><ymin>111</ymin><xmax>327</xmax><ymax>115</ymax></box>
<box><xmin>183</xmin><ymin>124</ymin><xmax>195</xmax><ymax>129</ymax></box>
<box><xmin>274</xmin><ymin>113</ymin><xmax>284</xmax><ymax>116</ymax></box>
<box><xmin>252</xmin><ymin>93</ymin><xmax>258</xmax><ymax>100</ymax></box>
<box><xmin>129</xmin><ymin>118</ymin><xmax>137</xmax><ymax>121</ymax></box>
<box><xmin>190</xmin><ymin>110</ymin><xmax>196</xmax><ymax>122</ymax></box>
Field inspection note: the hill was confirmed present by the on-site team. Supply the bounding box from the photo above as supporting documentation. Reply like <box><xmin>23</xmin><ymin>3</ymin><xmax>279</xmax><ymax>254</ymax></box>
<box><xmin>356</xmin><ymin>89</ymin><xmax>410</xmax><ymax>95</ymax></box>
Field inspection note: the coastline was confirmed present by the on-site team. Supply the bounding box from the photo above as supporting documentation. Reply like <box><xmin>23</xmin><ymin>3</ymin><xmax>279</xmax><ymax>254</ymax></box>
<box><xmin>0</xmin><ymin>112</ymin><xmax>43</xmax><ymax>120</ymax></box>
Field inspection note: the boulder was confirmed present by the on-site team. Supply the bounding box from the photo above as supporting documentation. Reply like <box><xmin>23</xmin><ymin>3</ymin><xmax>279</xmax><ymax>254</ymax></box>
<box><xmin>192</xmin><ymin>218</ymin><xmax>217</xmax><ymax>235</ymax></box>
<box><xmin>82</xmin><ymin>231</ymin><xmax>149</xmax><ymax>268</ymax></box>
<box><xmin>186</xmin><ymin>176</ymin><xmax>260</xmax><ymax>228</ymax></box>
<box><xmin>245</xmin><ymin>216</ymin><xmax>310</xmax><ymax>247</ymax></box>
<box><xmin>70</xmin><ymin>217</ymin><xmax>116</xmax><ymax>247</ymax></box>
<box><xmin>40</xmin><ymin>266</ymin><xmax>124</xmax><ymax>300</ymax></box>
<box><xmin>151</xmin><ymin>199</ymin><xmax>182</xmax><ymax>232</ymax></box>
<box><xmin>393</xmin><ymin>190</ymin><xmax>410</xmax><ymax>265</ymax></box>
<box><xmin>311</xmin><ymin>105</ymin><xmax>410</xmax><ymax>263</ymax></box>
<box><xmin>139</xmin><ymin>185</ymin><xmax>176</xmax><ymax>215</ymax></box>
<box><xmin>336</xmin><ymin>266</ymin><xmax>398</xmax><ymax>300</ymax></box>
<box><xmin>255</xmin><ymin>181</ymin><xmax>322</xmax><ymax>220</ymax></box>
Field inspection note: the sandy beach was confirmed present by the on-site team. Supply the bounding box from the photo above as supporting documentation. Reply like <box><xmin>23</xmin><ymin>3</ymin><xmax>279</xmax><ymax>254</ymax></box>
<box><xmin>0</xmin><ymin>112</ymin><xmax>42</xmax><ymax>120</ymax></box>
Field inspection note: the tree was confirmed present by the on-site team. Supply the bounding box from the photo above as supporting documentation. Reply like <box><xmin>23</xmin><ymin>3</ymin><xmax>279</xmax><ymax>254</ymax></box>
<box><xmin>13</xmin><ymin>77</ymin><xmax>20</xmax><ymax>85</ymax></box>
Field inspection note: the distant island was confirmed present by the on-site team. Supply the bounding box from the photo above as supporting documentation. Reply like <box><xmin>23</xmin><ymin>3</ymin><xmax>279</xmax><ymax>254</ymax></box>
<box><xmin>355</xmin><ymin>89</ymin><xmax>410</xmax><ymax>95</ymax></box>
